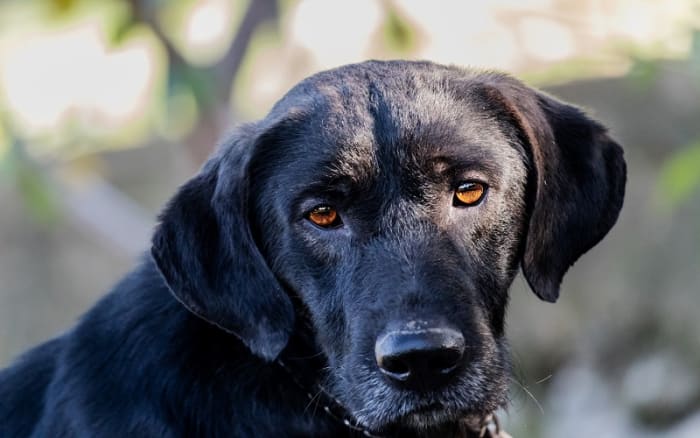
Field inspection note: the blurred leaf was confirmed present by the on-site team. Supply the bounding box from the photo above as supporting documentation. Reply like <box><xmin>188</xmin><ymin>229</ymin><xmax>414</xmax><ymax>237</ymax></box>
<box><xmin>16</xmin><ymin>159</ymin><xmax>59</xmax><ymax>223</ymax></box>
<box><xmin>382</xmin><ymin>7</ymin><xmax>415</xmax><ymax>54</ymax></box>
<box><xmin>523</xmin><ymin>55</ymin><xmax>629</xmax><ymax>87</ymax></box>
<box><xmin>172</xmin><ymin>64</ymin><xmax>217</xmax><ymax>111</ymax></box>
<box><xmin>659</xmin><ymin>140</ymin><xmax>700</xmax><ymax>207</ymax></box>
<box><xmin>49</xmin><ymin>0</ymin><xmax>77</xmax><ymax>14</ymax></box>
<box><xmin>105</xmin><ymin>4</ymin><xmax>136</xmax><ymax>44</ymax></box>
<box><xmin>1</xmin><ymin>139</ymin><xmax>59</xmax><ymax>223</ymax></box>
<box><xmin>627</xmin><ymin>57</ymin><xmax>661</xmax><ymax>90</ymax></box>
<box><xmin>0</xmin><ymin>121</ymin><xmax>8</xmax><ymax>164</ymax></box>
<box><xmin>0</xmin><ymin>118</ymin><xmax>14</xmax><ymax>177</ymax></box>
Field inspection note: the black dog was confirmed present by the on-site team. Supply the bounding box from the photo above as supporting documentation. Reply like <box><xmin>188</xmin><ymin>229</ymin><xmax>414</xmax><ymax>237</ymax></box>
<box><xmin>0</xmin><ymin>60</ymin><xmax>626</xmax><ymax>437</ymax></box>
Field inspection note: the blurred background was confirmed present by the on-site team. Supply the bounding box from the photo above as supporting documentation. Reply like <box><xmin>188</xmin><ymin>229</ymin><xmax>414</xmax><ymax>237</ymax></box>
<box><xmin>0</xmin><ymin>0</ymin><xmax>699</xmax><ymax>436</ymax></box>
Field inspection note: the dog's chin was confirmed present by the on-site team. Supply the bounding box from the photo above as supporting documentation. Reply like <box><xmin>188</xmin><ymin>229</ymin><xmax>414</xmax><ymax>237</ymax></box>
<box><xmin>387</xmin><ymin>403</ymin><xmax>460</xmax><ymax>430</ymax></box>
<box><xmin>355</xmin><ymin>400</ymin><xmax>484</xmax><ymax>436</ymax></box>
<box><xmin>367</xmin><ymin>403</ymin><xmax>487</xmax><ymax>437</ymax></box>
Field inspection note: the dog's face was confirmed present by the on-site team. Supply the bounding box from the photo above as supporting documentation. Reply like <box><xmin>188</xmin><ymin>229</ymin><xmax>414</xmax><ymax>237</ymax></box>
<box><xmin>151</xmin><ymin>61</ymin><xmax>626</xmax><ymax>433</ymax></box>
<box><xmin>248</xmin><ymin>75</ymin><xmax>529</xmax><ymax>429</ymax></box>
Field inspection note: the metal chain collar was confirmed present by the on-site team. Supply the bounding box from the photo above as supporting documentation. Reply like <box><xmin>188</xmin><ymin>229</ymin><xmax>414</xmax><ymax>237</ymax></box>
<box><xmin>277</xmin><ymin>359</ymin><xmax>383</xmax><ymax>437</ymax></box>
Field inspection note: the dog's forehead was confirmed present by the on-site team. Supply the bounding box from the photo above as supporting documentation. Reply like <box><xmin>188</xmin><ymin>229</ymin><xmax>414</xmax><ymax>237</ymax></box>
<box><xmin>269</xmin><ymin>67</ymin><xmax>515</xmax><ymax>185</ymax></box>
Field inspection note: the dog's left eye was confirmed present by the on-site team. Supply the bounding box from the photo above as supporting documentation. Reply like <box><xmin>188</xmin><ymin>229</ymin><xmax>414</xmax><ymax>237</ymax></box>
<box><xmin>453</xmin><ymin>181</ymin><xmax>487</xmax><ymax>206</ymax></box>
<box><xmin>306</xmin><ymin>205</ymin><xmax>342</xmax><ymax>228</ymax></box>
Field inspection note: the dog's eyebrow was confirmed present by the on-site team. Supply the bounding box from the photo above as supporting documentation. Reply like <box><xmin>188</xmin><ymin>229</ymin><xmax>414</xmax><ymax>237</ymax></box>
<box><xmin>427</xmin><ymin>152</ymin><xmax>502</xmax><ymax>182</ymax></box>
<box><xmin>290</xmin><ymin>163</ymin><xmax>369</xmax><ymax>203</ymax></box>
<box><xmin>322</xmin><ymin>150</ymin><xmax>377</xmax><ymax>188</ymax></box>
<box><xmin>299</xmin><ymin>176</ymin><xmax>354</xmax><ymax>198</ymax></box>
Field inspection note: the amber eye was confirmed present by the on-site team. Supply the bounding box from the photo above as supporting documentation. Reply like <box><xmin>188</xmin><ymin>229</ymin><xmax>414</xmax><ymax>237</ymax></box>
<box><xmin>454</xmin><ymin>181</ymin><xmax>487</xmax><ymax>206</ymax></box>
<box><xmin>307</xmin><ymin>205</ymin><xmax>342</xmax><ymax>228</ymax></box>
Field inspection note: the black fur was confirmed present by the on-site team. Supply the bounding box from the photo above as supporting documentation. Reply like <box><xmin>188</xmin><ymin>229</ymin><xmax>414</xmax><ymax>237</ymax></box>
<box><xmin>0</xmin><ymin>60</ymin><xmax>626</xmax><ymax>437</ymax></box>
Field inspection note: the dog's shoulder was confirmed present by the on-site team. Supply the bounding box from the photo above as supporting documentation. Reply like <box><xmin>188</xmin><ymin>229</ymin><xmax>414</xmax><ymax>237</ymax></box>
<box><xmin>1</xmin><ymin>258</ymin><xmax>329</xmax><ymax>437</ymax></box>
<box><xmin>0</xmin><ymin>260</ymin><xmax>174</xmax><ymax>436</ymax></box>
<box><xmin>0</xmin><ymin>336</ymin><xmax>63</xmax><ymax>437</ymax></box>
<box><xmin>0</xmin><ymin>260</ymin><xmax>188</xmax><ymax>436</ymax></box>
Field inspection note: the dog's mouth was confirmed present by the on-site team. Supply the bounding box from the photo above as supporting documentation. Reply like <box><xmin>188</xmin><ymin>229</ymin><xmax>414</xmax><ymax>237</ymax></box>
<box><xmin>359</xmin><ymin>399</ymin><xmax>472</xmax><ymax>433</ymax></box>
<box><xmin>342</xmin><ymin>372</ymin><xmax>510</xmax><ymax>435</ymax></box>
<box><xmin>370</xmin><ymin>401</ymin><xmax>495</xmax><ymax>437</ymax></box>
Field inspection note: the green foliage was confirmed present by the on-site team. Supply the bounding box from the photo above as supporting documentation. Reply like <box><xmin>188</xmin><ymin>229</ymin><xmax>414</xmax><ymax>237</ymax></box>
<box><xmin>627</xmin><ymin>57</ymin><xmax>661</xmax><ymax>91</ymax></box>
<box><xmin>523</xmin><ymin>56</ymin><xmax>628</xmax><ymax>87</ymax></box>
<box><xmin>657</xmin><ymin>32</ymin><xmax>700</xmax><ymax>209</ymax></box>
<box><xmin>1</xmin><ymin>140</ymin><xmax>60</xmax><ymax>224</ymax></box>
<box><xmin>382</xmin><ymin>7</ymin><xmax>415</xmax><ymax>54</ymax></box>
<box><xmin>48</xmin><ymin>0</ymin><xmax>76</xmax><ymax>13</ymax></box>
<box><xmin>659</xmin><ymin>140</ymin><xmax>700</xmax><ymax>207</ymax></box>
<box><xmin>15</xmin><ymin>161</ymin><xmax>59</xmax><ymax>223</ymax></box>
<box><xmin>171</xmin><ymin>63</ymin><xmax>218</xmax><ymax>112</ymax></box>
<box><xmin>0</xmin><ymin>121</ymin><xmax>8</xmax><ymax>164</ymax></box>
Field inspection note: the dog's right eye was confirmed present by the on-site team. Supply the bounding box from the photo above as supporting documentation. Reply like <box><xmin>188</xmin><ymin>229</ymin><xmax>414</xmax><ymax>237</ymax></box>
<box><xmin>306</xmin><ymin>205</ymin><xmax>342</xmax><ymax>228</ymax></box>
<box><xmin>453</xmin><ymin>181</ymin><xmax>487</xmax><ymax>206</ymax></box>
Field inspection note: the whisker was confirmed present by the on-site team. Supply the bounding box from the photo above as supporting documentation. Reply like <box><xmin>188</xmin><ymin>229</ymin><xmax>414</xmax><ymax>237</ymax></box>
<box><xmin>535</xmin><ymin>374</ymin><xmax>552</xmax><ymax>385</ymax></box>
<box><xmin>303</xmin><ymin>388</ymin><xmax>324</xmax><ymax>416</ymax></box>
<box><xmin>285</xmin><ymin>351</ymin><xmax>325</xmax><ymax>360</ymax></box>
<box><xmin>509</xmin><ymin>376</ymin><xmax>544</xmax><ymax>415</ymax></box>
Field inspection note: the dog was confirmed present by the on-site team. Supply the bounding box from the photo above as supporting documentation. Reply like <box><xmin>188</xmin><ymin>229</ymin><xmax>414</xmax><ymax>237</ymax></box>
<box><xmin>0</xmin><ymin>60</ymin><xmax>626</xmax><ymax>437</ymax></box>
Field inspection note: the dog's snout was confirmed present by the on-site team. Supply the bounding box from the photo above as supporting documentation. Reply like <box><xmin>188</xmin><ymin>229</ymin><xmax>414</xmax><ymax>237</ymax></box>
<box><xmin>374</xmin><ymin>326</ymin><xmax>466</xmax><ymax>388</ymax></box>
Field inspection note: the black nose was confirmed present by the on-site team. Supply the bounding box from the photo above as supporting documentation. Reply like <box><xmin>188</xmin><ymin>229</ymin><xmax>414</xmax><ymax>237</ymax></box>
<box><xmin>374</xmin><ymin>325</ymin><xmax>466</xmax><ymax>387</ymax></box>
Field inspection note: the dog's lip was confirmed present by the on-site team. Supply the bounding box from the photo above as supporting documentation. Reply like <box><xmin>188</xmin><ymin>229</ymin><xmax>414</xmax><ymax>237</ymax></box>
<box><xmin>372</xmin><ymin>401</ymin><xmax>455</xmax><ymax>430</ymax></box>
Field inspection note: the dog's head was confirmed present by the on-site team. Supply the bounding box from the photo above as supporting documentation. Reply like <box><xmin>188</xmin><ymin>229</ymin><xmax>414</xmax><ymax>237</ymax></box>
<box><xmin>151</xmin><ymin>61</ymin><xmax>626</xmax><ymax>433</ymax></box>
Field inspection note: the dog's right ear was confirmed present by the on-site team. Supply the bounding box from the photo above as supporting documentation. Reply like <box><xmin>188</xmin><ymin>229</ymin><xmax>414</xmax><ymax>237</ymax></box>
<box><xmin>151</xmin><ymin>128</ymin><xmax>294</xmax><ymax>361</ymax></box>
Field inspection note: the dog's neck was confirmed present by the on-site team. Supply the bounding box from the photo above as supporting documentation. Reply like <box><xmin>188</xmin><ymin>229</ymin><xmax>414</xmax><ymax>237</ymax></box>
<box><xmin>276</xmin><ymin>357</ymin><xmax>385</xmax><ymax>437</ymax></box>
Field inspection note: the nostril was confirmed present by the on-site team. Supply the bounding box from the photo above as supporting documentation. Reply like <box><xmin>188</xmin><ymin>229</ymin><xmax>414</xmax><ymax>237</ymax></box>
<box><xmin>377</xmin><ymin>355</ymin><xmax>411</xmax><ymax>381</ymax></box>
<box><xmin>429</xmin><ymin>347</ymin><xmax>464</xmax><ymax>375</ymax></box>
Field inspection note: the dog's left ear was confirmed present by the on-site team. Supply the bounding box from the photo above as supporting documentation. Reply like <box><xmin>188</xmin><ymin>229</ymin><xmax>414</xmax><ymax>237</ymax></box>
<box><xmin>481</xmin><ymin>76</ymin><xmax>626</xmax><ymax>302</ymax></box>
<box><xmin>151</xmin><ymin>127</ymin><xmax>295</xmax><ymax>361</ymax></box>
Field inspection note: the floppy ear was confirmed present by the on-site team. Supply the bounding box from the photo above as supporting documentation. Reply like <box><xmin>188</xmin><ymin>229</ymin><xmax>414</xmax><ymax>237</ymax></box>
<box><xmin>151</xmin><ymin>128</ymin><xmax>294</xmax><ymax>360</ymax></box>
<box><xmin>482</xmin><ymin>76</ymin><xmax>626</xmax><ymax>302</ymax></box>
